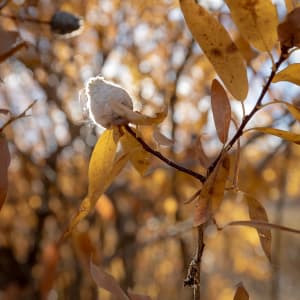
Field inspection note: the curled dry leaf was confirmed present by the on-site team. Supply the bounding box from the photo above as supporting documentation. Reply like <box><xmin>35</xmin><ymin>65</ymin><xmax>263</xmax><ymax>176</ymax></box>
<box><xmin>194</xmin><ymin>154</ymin><xmax>230</xmax><ymax>226</ymax></box>
<box><xmin>226</xmin><ymin>0</ymin><xmax>278</xmax><ymax>52</ymax></box>
<box><xmin>243</xmin><ymin>193</ymin><xmax>271</xmax><ymax>261</ymax></box>
<box><xmin>64</xmin><ymin>128</ymin><xmax>120</xmax><ymax>237</ymax></box>
<box><xmin>0</xmin><ymin>135</ymin><xmax>10</xmax><ymax>210</ymax></box>
<box><xmin>233</xmin><ymin>282</ymin><xmax>249</xmax><ymax>300</ymax></box>
<box><xmin>90</xmin><ymin>260</ymin><xmax>130</xmax><ymax>300</ymax></box>
<box><xmin>272</xmin><ymin>64</ymin><xmax>300</xmax><ymax>86</ymax></box>
<box><xmin>211</xmin><ymin>79</ymin><xmax>231</xmax><ymax>144</ymax></box>
<box><xmin>121</xmin><ymin>128</ymin><xmax>151</xmax><ymax>176</ymax></box>
<box><xmin>153</xmin><ymin>127</ymin><xmax>173</xmax><ymax>147</ymax></box>
<box><xmin>249</xmin><ymin>127</ymin><xmax>300</xmax><ymax>144</ymax></box>
<box><xmin>179</xmin><ymin>0</ymin><xmax>248</xmax><ymax>100</ymax></box>
<box><xmin>278</xmin><ymin>7</ymin><xmax>300</xmax><ymax>49</ymax></box>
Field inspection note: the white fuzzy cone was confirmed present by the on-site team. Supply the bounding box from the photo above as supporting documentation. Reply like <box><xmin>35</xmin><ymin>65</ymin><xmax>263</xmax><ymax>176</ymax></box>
<box><xmin>83</xmin><ymin>76</ymin><xmax>134</xmax><ymax>128</ymax></box>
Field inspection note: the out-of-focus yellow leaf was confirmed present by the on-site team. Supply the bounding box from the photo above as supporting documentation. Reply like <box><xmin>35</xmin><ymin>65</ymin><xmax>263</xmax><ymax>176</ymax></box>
<box><xmin>250</xmin><ymin>127</ymin><xmax>300</xmax><ymax>143</ymax></box>
<box><xmin>273</xmin><ymin>64</ymin><xmax>300</xmax><ymax>85</ymax></box>
<box><xmin>0</xmin><ymin>135</ymin><xmax>10</xmax><ymax>210</ymax></box>
<box><xmin>274</xmin><ymin>100</ymin><xmax>300</xmax><ymax>122</ymax></box>
<box><xmin>211</xmin><ymin>79</ymin><xmax>231</xmax><ymax>144</ymax></box>
<box><xmin>194</xmin><ymin>154</ymin><xmax>230</xmax><ymax>226</ymax></box>
<box><xmin>233</xmin><ymin>282</ymin><xmax>249</xmax><ymax>300</ymax></box>
<box><xmin>180</xmin><ymin>0</ymin><xmax>248</xmax><ymax>100</ymax></box>
<box><xmin>128</xmin><ymin>290</ymin><xmax>152</xmax><ymax>300</ymax></box>
<box><xmin>226</xmin><ymin>0</ymin><xmax>278</xmax><ymax>52</ymax></box>
<box><xmin>64</xmin><ymin>128</ymin><xmax>120</xmax><ymax>237</ymax></box>
<box><xmin>111</xmin><ymin>101</ymin><xmax>167</xmax><ymax>125</ymax></box>
<box><xmin>90</xmin><ymin>260</ymin><xmax>130</xmax><ymax>300</ymax></box>
<box><xmin>121</xmin><ymin>129</ymin><xmax>151</xmax><ymax>175</ymax></box>
<box><xmin>284</xmin><ymin>0</ymin><xmax>296</xmax><ymax>12</ymax></box>
<box><xmin>243</xmin><ymin>193</ymin><xmax>271</xmax><ymax>261</ymax></box>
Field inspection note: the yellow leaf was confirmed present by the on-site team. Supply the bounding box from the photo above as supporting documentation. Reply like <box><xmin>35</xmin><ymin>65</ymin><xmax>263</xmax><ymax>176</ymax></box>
<box><xmin>121</xmin><ymin>129</ymin><xmax>151</xmax><ymax>175</ymax></box>
<box><xmin>180</xmin><ymin>0</ymin><xmax>248</xmax><ymax>100</ymax></box>
<box><xmin>250</xmin><ymin>127</ymin><xmax>300</xmax><ymax>143</ymax></box>
<box><xmin>272</xmin><ymin>64</ymin><xmax>300</xmax><ymax>86</ymax></box>
<box><xmin>226</xmin><ymin>0</ymin><xmax>278</xmax><ymax>52</ymax></box>
<box><xmin>274</xmin><ymin>100</ymin><xmax>300</xmax><ymax>122</ymax></box>
<box><xmin>194</xmin><ymin>154</ymin><xmax>230</xmax><ymax>226</ymax></box>
<box><xmin>211</xmin><ymin>79</ymin><xmax>231</xmax><ymax>144</ymax></box>
<box><xmin>64</xmin><ymin>128</ymin><xmax>120</xmax><ymax>237</ymax></box>
<box><xmin>233</xmin><ymin>282</ymin><xmax>249</xmax><ymax>300</ymax></box>
<box><xmin>243</xmin><ymin>193</ymin><xmax>271</xmax><ymax>261</ymax></box>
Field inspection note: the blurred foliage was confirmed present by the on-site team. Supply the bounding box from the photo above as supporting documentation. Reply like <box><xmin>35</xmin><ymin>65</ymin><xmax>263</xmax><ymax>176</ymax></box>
<box><xmin>0</xmin><ymin>1</ymin><xmax>300</xmax><ymax>300</ymax></box>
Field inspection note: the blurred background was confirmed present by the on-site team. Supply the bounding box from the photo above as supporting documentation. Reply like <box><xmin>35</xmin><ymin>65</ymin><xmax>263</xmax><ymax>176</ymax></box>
<box><xmin>0</xmin><ymin>0</ymin><xmax>300</xmax><ymax>299</ymax></box>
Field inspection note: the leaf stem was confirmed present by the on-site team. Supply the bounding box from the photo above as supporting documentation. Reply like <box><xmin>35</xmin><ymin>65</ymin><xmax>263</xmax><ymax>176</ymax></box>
<box><xmin>124</xmin><ymin>125</ymin><xmax>206</xmax><ymax>183</ymax></box>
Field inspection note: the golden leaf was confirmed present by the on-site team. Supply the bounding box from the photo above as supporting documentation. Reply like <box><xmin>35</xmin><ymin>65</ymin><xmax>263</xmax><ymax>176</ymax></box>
<box><xmin>226</xmin><ymin>0</ymin><xmax>278</xmax><ymax>52</ymax></box>
<box><xmin>250</xmin><ymin>127</ymin><xmax>300</xmax><ymax>143</ymax></box>
<box><xmin>121</xmin><ymin>128</ymin><xmax>151</xmax><ymax>175</ymax></box>
<box><xmin>272</xmin><ymin>64</ymin><xmax>300</xmax><ymax>86</ymax></box>
<box><xmin>211</xmin><ymin>79</ymin><xmax>231</xmax><ymax>144</ymax></box>
<box><xmin>180</xmin><ymin>0</ymin><xmax>248</xmax><ymax>100</ymax></box>
<box><xmin>64</xmin><ymin>128</ymin><xmax>120</xmax><ymax>237</ymax></box>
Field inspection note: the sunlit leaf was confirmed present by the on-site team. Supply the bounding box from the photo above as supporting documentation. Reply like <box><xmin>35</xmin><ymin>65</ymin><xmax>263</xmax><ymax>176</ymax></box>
<box><xmin>194</xmin><ymin>154</ymin><xmax>230</xmax><ymax>226</ymax></box>
<box><xmin>233</xmin><ymin>282</ymin><xmax>249</xmax><ymax>300</ymax></box>
<box><xmin>180</xmin><ymin>0</ymin><xmax>248</xmax><ymax>100</ymax></box>
<box><xmin>121</xmin><ymin>128</ymin><xmax>151</xmax><ymax>175</ymax></box>
<box><xmin>211</xmin><ymin>79</ymin><xmax>231</xmax><ymax>144</ymax></box>
<box><xmin>64</xmin><ymin>128</ymin><xmax>120</xmax><ymax>237</ymax></box>
<box><xmin>226</xmin><ymin>0</ymin><xmax>278</xmax><ymax>52</ymax></box>
<box><xmin>284</xmin><ymin>0</ymin><xmax>296</xmax><ymax>12</ymax></box>
<box><xmin>0</xmin><ymin>135</ymin><xmax>10</xmax><ymax>210</ymax></box>
<box><xmin>273</xmin><ymin>64</ymin><xmax>300</xmax><ymax>86</ymax></box>
<box><xmin>249</xmin><ymin>127</ymin><xmax>300</xmax><ymax>143</ymax></box>
<box><xmin>90</xmin><ymin>260</ymin><xmax>130</xmax><ymax>300</ymax></box>
<box><xmin>243</xmin><ymin>193</ymin><xmax>271</xmax><ymax>261</ymax></box>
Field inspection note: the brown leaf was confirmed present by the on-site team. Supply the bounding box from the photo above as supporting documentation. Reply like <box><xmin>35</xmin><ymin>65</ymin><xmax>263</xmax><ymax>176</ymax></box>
<box><xmin>0</xmin><ymin>135</ymin><xmax>10</xmax><ymax>210</ymax></box>
<box><xmin>211</xmin><ymin>79</ymin><xmax>231</xmax><ymax>144</ymax></box>
<box><xmin>153</xmin><ymin>127</ymin><xmax>173</xmax><ymax>147</ymax></box>
<box><xmin>278</xmin><ymin>7</ymin><xmax>300</xmax><ymax>49</ymax></box>
<box><xmin>194</xmin><ymin>154</ymin><xmax>230</xmax><ymax>226</ymax></box>
<box><xmin>90</xmin><ymin>260</ymin><xmax>130</xmax><ymax>300</ymax></box>
<box><xmin>128</xmin><ymin>290</ymin><xmax>152</xmax><ymax>300</ymax></box>
<box><xmin>0</xmin><ymin>28</ymin><xmax>19</xmax><ymax>56</ymax></box>
<box><xmin>233</xmin><ymin>282</ymin><xmax>249</xmax><ymax>300</ymax></box>
<box><xmin>243</xmin><ymin>193</ymin><xmax>272</xmax><ymax>261</ymax></box>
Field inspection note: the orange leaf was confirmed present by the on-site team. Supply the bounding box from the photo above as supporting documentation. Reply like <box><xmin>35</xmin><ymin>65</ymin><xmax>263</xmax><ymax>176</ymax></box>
<box><xmin>233</xmin><ymin>282</ymin><xmax>249</xmax><ymax>300</ymax></box>
<box><xmin>180</xmin><ymin>0</ymin><xmax>248</xmax><ymax>100</ymax></box>
<box><xmin>211</xmin><ymin>79</ymin><xmax>231</xmax><ymax>144</ymax></box>
<box><xmin>243</xmin><ymin>193</ymin><xmax>271</xmax><ymax>261</ymax></box>
<box><xmin>0</xmin><ymin>135</ymin><xmax>10</xmax><ymax>210</ymax></box>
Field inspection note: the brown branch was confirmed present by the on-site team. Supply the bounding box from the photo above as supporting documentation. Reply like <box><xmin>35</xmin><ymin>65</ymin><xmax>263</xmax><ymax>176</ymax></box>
<box><xmin>0</xmin><ymin>100</ymin><xmax>37</xmax><ymax>132</ymax></box>
<box><xmin>124</xmin><ymin>125</ymin><xmax>206</xmax><ymax>182</ymax></box>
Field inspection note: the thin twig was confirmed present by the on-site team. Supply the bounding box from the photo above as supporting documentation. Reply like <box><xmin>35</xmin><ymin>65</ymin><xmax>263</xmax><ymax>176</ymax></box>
<box><xmin>0</xmin><ymin>100</ymin><xmax>37</xmax><ymax>132</ymax></box>
<box><xmin>124</xmin><ymin>125</ymin><xmax>206</xmax><ymax>183</ymax></box>
<box><xmin>0</xmin><ymin>12</ymin><xmax>50</xmax><ymax>24</ymax></box>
